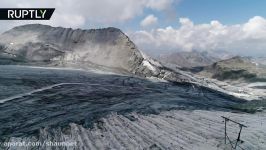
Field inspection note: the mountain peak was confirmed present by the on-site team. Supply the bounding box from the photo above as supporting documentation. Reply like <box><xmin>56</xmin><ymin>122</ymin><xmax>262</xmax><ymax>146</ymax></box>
<box><xmin>9</xmin><ymin>24</ymin><xmax>123</xmax><ymax>34</ymax></box>
<box><xmin>0</xmin><ymin>24</ymin><xmax>141</xmax><ymax>73</ymax></box>
<box><xmin>0</xmin><ymin>24</ymin><xmax>187</xmax><ymax>81</ymax></box>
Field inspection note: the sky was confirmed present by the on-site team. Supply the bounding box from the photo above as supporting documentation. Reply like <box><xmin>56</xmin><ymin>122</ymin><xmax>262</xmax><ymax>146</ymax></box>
<box><xmin>1</xmin><ymin>0</ymin><xmax>266</xmax><ymax>57</ymax></box>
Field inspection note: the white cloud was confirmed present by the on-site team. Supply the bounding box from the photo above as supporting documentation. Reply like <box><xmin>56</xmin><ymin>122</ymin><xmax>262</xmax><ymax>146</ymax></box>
<box><xmin>146</xmin><ymin>0</ymin><xmax>174</xmax><ymax>10</ymax></box>
<box><xmin>0</xmin><ymin>0</ymin><xmax>175</xmax><ymax>33</ymax></box>
<box><xmin>140</xmin><ymin>14</ymin><xmax>158</xmax><ymax>27</ymax></box>
<box><xmin>130</xmin><ymin>16</ymin><xmax>266</xmax><ymax>56</ymax></box>
<box><xmin>243</xmin><ymin>16</ymin><xmax>266</xmax><ymax>39</ymax></box>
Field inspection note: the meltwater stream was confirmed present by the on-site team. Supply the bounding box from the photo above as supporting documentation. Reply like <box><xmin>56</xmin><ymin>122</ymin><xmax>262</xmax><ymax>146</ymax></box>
<box><xmin>0</xmin><ymin>65</ymin><xmax>246</xmax><ymax>140</ymax></box>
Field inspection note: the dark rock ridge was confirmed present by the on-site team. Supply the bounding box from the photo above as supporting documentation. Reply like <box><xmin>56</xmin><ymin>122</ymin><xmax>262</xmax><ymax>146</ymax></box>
<box><xmin>0</xmin><ymin>24</ymin><xmax>141</xmax><ymax>72</ymax></box>
<box><xmin>197</xmin><ymin>56</ymin><xmax>266</xmax><ymax>82</ymax></box>
<box><xmin>159</xmin><ymin>51</ymin><xmax>220</xmax><ymax>68</ymax></box>
<box><xmin>158</xmin><ymin>50</ymin><xmax>233</xmax><ymax>68</ymax></box>
<box><xmin>0</xmin><ymin>24</ymin><xmax>190</xmax><ymax>81</ymax></box>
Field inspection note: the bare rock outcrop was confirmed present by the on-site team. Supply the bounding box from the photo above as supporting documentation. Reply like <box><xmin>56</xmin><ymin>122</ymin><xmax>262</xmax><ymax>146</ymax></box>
<box><xmin>0</xmin><ymin>24</ymin><xmax>191</xmax><ymax>82</ymax></box>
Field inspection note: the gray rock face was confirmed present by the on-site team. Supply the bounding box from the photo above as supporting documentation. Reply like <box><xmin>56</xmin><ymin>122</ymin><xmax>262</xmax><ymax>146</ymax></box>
<box><xmin>0</xmin><ymin>24</ymin><xmax>192</xmax><ymax>82</ymax></box>
<box><xmin>198</xmin><ymin>56</ymin><xmax>266</xmax><ymax>83</ymax></box>
<box><xmin>158</xmin><ymin>50</ymin><xmax>234</xmax><ymax>68</ymax></box>
<box><xmin>0</xmin><ymin>24</ymin><xmax>143</xmax><ymax>73</ymax></box>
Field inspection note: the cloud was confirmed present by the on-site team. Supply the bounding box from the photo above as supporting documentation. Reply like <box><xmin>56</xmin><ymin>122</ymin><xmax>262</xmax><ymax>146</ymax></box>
<box><xmin>243</xmin><ymin>16</ymin><xmax>266</xmax><ymax>39</ymax></box>
<box><xmin>146</xmin><ymin>0</ymin><xmax>174</xmax><ymax>10</ymax></box>
<box><xmin>0</xmin><ymin>0</ymin><xmax>175</xmax><ymax>33</ymax></box>
<box><xmin>130</xmin><ymin>16</ymin><xmax>266</xmax><ymax>57</ymax></box>
<box><xmin>140</xmin><ymin>14</ymin><xmax>158</xmax><ymax>27</ymax></box>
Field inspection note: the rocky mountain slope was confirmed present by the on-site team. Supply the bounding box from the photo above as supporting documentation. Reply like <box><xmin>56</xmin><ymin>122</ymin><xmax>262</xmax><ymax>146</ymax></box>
<box><xmin>158</xmin><ymin>50</ymin><xmax>233</xmax><ymax>68</ymax></box>
<box><xmin>197</xmin><ymin>56</ymin><xmax>266</xmax><ymax>83</ymax></box>
<box><xmin>0</xmin><ymin>24</ymin><xmax>264</xmax><ymax>100</ymax></box>
<box><xmin>190</xmin><ymin>56</ymin><xmax>266</xmax><ymax>99</ymax></box>
<box><xmin>253</xmin><ymin>57</ymin><xmax>266</xmax><ymax>65</ymax></box>
<box><xmin>0</xmin><ymin>24</ymin><xmax>190</xmax><ymax>82</ymax></box>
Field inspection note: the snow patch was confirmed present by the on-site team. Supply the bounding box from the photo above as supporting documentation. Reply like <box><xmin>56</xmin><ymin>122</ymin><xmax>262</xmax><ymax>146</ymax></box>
<box><xmin>143</xmin><ymin>60</ymin><xmax>157</xmax><ymax>72</ymax></box>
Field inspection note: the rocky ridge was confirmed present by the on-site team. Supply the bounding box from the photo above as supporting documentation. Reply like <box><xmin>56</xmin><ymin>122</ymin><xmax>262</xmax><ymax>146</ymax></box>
<box><xmin>0</xmin><ymin>24</ymin><xmax>190</xmax><ymax>82</ymax></box>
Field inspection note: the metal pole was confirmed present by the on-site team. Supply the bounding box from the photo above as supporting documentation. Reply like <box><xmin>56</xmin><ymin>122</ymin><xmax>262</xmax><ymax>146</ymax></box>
<box><xmin>225</xmin><ymin>118</ymin><xmax>227</xmax><ymax>144</ymax></box>
<box><xmin>235</xmin><ymin>126</ymin><xmax>243</xmax><ymax>149</ymax></box>
<box><xmin>221</xmin><ymin>116</ymin><xmax>247</xmax><ymax>149</ymax></box>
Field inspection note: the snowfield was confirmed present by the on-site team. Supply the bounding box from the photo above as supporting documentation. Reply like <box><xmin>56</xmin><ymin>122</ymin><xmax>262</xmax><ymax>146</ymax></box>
<box><xmin>0</xmin><ymin>65</ymin><xmax>265</xmax><ymax>150</ymax></box>
<box><xmin>8</xmin><ymin>110</ymin><xmax>266</xmax><ymax>150</ymax></box>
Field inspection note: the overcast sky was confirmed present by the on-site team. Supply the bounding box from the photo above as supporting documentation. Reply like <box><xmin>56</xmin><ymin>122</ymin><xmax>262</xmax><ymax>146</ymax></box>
<box><xmin>1</xmin><ymin>0</ymin><xmax>266</xmax><ymax>57</ymax></box>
